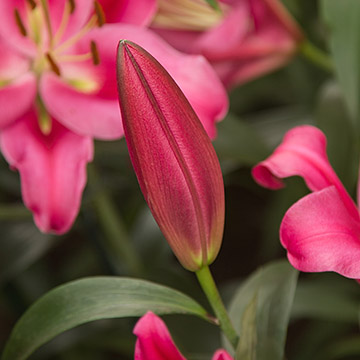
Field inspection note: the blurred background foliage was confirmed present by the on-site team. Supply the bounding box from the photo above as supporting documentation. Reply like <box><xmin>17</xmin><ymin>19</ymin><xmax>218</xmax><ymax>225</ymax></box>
<box><xmin>1</xmin><ymin>1</ymin><xmax>360</xmax><ymax>359</ymax></box>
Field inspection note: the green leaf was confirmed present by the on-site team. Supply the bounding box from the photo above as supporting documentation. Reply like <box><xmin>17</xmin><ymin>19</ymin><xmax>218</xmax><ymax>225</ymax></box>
<box><xmin>321</xmin><ymin>0</ymin><xmax>360</xmax><ymax>126</ymax></box>
<box><xmin>228</xmin><ymin>261</ymin><xmax>298</xmax><ymax>360</ymax></box>
<box><xmin>2</xmin><ymin>277</ymin><xmax>211</xmax><ymax>360</ymax></box>
<box><xmin>236</xmin><ymin>294</ymin><xmax>258</xmax><ymax>360</ymax></box>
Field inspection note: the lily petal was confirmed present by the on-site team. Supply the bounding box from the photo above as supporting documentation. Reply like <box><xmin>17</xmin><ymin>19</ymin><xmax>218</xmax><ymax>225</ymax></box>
<box><xmin>40</xmin><ymin>71</ymin><xmax>123</xmax><ymax>140</ymax></box>
<box><xmin>0</xmin><ymin>110</ymin><xmax>93</xmax><ymax>234</ymax></box>
<box><xmin>134</xmin><ymin>312</ymin><xmax>186</xmax><ymax>360</ymax></box>
<box><xmin>0</xmin><ymin>73</ymin><xmax>36</xmax><ymax>129</ymax></box>
<box><xmin>250</xmin><ymin>0</ymin><xmax>303</xmax><ymax>43</ymax></box>
<box><xmin>213</xmin><ymin>53</ymin><xmax>293</xmax><ymax>88</ymax></box>
<box><xmin>280</xmin><ymin>186</ymin><xmax>360</xmax><ymax>279</ymax></box>
<box><xmin>98</xmin><ymin>0</ymin><xmax>157</xmax><ymax>25</ymax></box>
<box><xmin>41</xmin><ymin>24</ymin><xmax>227</xmax><ymax>140</ymax></box>
<box><xmin>0</xmin><ymin>37</ymin><xmax>30</xmax><ymax>79</ymax></box>
<box><xmin>201</xmin><ymin>0</ymin><xmax>303</xmax><ymax>87</ymax></box>
<box><xmin>213</xmin><ymin>350</ymin><xmax>233</xmax><ymax>360</ymax></box>
<box><xmin>252</xmin><ymin>125</ymin><xmax>358</xmax><ymax>219</ymax></box>
<box><xmin>193</xmin><ymin>2</ymin><xmax>250</xmax><ymax>58</ymax></box>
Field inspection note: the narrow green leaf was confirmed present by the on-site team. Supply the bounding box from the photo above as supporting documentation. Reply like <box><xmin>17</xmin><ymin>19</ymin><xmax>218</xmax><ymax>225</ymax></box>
<box><xmin>2</xmin><ymin>277</ymin><xmax>211</xmax><ymax>360</ymax></box>
<box><xmin>236</xmin><ymin>294</ymin><xmax>258</xmax><ymax>360</ymax></box>
<box><xmin>321</xmin><ymin>0</ymin><xmax>360</xmax><ymax>127</ymax></box>
<box><xmin>229</xmin><ymin>261</ymin><xmax>298</xmax><ymax>360</ymax></box>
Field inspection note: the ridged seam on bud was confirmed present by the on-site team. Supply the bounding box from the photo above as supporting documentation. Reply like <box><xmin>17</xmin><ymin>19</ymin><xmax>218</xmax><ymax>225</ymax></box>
<box><xmin>116</xmin><ymin>40</ymin><xmax>225</xmax><ymax>271</ymax></box>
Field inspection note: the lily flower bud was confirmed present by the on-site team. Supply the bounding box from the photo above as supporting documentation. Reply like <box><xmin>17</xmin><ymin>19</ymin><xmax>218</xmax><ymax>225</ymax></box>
<box><xmin>116</xmin><ymin>40</ymin><xmax>225</xmax><ymax>271</ymax></box>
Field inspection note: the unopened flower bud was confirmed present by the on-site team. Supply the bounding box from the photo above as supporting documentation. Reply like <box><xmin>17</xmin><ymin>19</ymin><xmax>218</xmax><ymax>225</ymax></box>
<box><xmin>116</xmin><ymin>40</ymin><xmax>225</xmax><ymax>271</ymax></box>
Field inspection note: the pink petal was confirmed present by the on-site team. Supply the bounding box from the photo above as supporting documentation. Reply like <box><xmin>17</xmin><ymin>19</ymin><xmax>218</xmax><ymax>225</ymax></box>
<box><xmin>252</xmin><ymin>125</ymin><xmax>358</xmax><ymax>219</ymax></box>
<box><xmin>212</xmin><ymin>349</ymin><xmax>233</xmax><ymax>360</ymax></box>
<box><xmin>117</xmin><ymin>40</ymin><xmax>225</xmax><ymax>270</ymax></box>
<box><xmin>0</xmin><ymin>110</ymin><xmax>93</xmax><ymax>234</ymax></box>
<box><xmin>280</xmin><ymin>186</ymin><xmax>360</xmax><ymax>279</ymax></box>
<box><xmin>150</xmin><ymin>28</ymin><xmax>202</xmax><ymax>54</ymax></box>
<box><xmin>358</xmin><ymin>167</ymin><xmax>360</xmax><ymax>209</ymax></box>
<box><xmin>42</xmin><ymin>24</ymin><xmax>227</xmax><ymax>139</ymax></box>
<box><xmin>0</xmin><ymin>37</ymin><xmax>30</xmax><ymax>79</ymax></box>
<box><xmin>193</xmin><ymin>2</ymin><xmax>251</xmax><ymax>59</ymax></box>
<box><xmin>134</xmin><ymin>312</ymin><xmax>187</xmax><ymax>360</ymax></box>
<box><xmin>40</xmin><ymin>72</ymin><xmax>123</xmax><ymax>140</ymax></box>
<box><xmin>98</xmin><ymin>0</ymin><xmax>157</xmax><ymax>25</ymax></box>
<box><xmin>0</xmin><ymin>73</ymin><xmax>36</xmax><ymax>128</ymax></box>
<box><xmin>212</xmin><ymin>51</ymin><xmax>292</xmax><ymax>88</ymax></box>
<box><xmin>250</xmin><ymin>0</ymin><xmax>303</xmax><ymax>43</ymax></box>
<box><xmin>205</xmin><ymin>0</ymin><xmax>302</xmax><ymax>87</ymax></box>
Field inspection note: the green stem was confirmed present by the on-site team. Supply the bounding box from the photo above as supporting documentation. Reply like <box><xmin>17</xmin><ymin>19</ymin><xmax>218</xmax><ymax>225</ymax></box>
<box><xmin>88</xmin><ymin>165</ymin><xmax>143</xmax><ymax>276</ymax></box>
<box><xmin>299</xmin><ymin>40</ymin><xmax>334</xmax><ymax>73</ymax></box>
<box><xmin>0</xmin><ymin>204</ymin><xmax>32</xmax><ymax>220</ymax></box>
<box><xmin>196</xmin><ymin>265</ymin><xmax>239</xmax><ymax>349</ymax></box>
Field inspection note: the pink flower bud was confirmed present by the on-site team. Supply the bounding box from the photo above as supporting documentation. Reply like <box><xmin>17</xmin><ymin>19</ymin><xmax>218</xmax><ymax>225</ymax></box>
<box><xmin>117</xmin><ymin>40</ymin><xmax>225</xmax><ymax>271</ymax></box>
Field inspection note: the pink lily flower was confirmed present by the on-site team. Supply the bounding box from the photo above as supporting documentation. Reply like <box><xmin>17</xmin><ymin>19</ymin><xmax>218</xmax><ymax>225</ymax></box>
<box><xmin>151</xmin><ymin>0</ymin><xmax>303</xmax><ymax>88</ymax></box>
<box><xmin>0</xmin><ymin>0</ymin><xmax>227</xmax><ymax>234</ymax></box>
<box><xmin>252</xmin><ymin>125</ymin><xmax>360</xmax><ymax>279</ymax></box>
<box><xmin>134</xmin><ymin>311</ymin><xmax>233</xmax><ymax>360</ymax></box>
<box><xmin>117</xmin><ymin>41</ymin><xmax>225</xmax><ymax>271</ymax></box>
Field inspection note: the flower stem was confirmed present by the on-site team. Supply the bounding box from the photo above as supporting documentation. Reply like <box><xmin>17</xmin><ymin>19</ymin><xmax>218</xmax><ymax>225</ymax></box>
<box><xmin>88</xmin><ymin>165</ymin><xmax>143</xmax><ymax>276</ymax></box>
<box><xmin>196</xmin><ymin>265</ymin><xmax>239</xmax><ymax>349</ymax></box>
<box><xmin>299</xmin><ymin>40</ymin><xmax>334</xmax><ymax>73</ymax></box>
<box><xmin>0</xmin><ymin>204</ymin><xmax>32</xmax><ymax>220</ymax></box>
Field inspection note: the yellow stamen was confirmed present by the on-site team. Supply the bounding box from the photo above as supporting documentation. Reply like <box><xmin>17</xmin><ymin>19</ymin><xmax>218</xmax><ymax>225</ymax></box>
<box><xmin>53</xmin><ymin>15</ymin><xmax>98</xmax><ymax>55</ymax></box>
<box><xmin>90</xmin><ymin>40</ymin><xmax>100</xmax><ymax>65</ymax></box>
<box><xmin>46</xmin><ymin>52</ymin><xmax>61</xmax><ymax>76</ymax></box>
<box><xmin>28</xmin><ymin>6</ymin><xmax>43</xmax><ymax>45</ymax></box>
<box><xmin>94</xmin><ymin>1</ymin><xmax>106</xmax><ymax>27</ymax></box>
<box><xmin>14</xmin><ymin>9</ymin><xmax>28</xmax><ymax>37</ymax></box>
<box><xmin>152</xmin><ymin>0</ymin><xmax>225</xmax><ymax>31</ymax></box>
<box><xmin>36</xmin><ymin>95</ymin><xmax>52</xmax><ymax>135</ymax></box>
<box><xmin>39</xmin><ymin>0</ymin><xmax>53</xmax><ymax>47</ymax></box>
<box><xmin>57</xmin><ymin>53</ymin><xmax>93</xmax><ymax>62</ymax></box>
<box><xmin>53</xmin><ymin>0</ymin><xmax>72</xmax><ymax>46</ymax></box>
